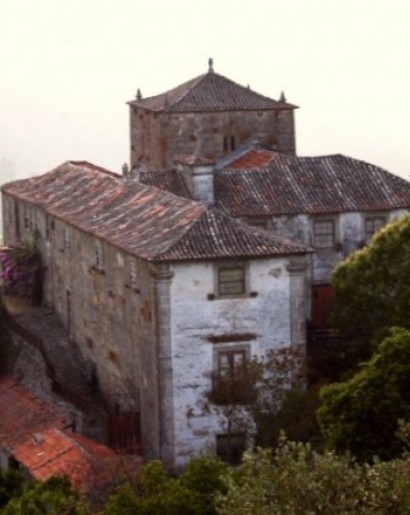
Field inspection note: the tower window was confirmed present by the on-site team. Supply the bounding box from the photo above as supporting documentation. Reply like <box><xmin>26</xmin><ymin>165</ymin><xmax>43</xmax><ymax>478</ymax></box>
<box><xmin>223</xmin><ymin>136</ymin><xmax>228</xmax><ymax>152</ymax></box>
<box><xmin>230</xmin><ymin>136</ymin><xmax>236</xmax><ymax>151</ymax></box>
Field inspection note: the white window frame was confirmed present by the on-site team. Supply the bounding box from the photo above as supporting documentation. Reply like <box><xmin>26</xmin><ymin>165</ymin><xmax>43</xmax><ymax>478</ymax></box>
<box><xmin>313</xmin><ymin>218</ymin><xmax>336</xmax><ymax>249</ymax></box>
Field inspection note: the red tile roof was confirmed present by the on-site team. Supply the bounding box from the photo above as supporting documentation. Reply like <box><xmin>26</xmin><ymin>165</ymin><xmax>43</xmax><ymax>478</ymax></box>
<box><xmin>0</xmin><ymin>377</ymin><xmax>67</xmax><ymax>451</ymax></box>
<box><xmin>129</xmin><ymin>71</ymin><xmax>296</xmax><ymax>113</ymax></box>
<box><xmin>13</xmin><ymin>428</ymin><xmax>141</xmax><ymax>496</ymax></box>
<box><xmin>225</xmin><ymin>149</ymin><xmax>276</xmax><ymax>169</ymax></box>
<box><xmin>0</xmin><ymin>377</ymin><xmax>140</xmax><ymax>496</ymax></box>
<box><xmin>2</xmin><ymin>162</ymin><xmax>309</xmax><ymax>260</ymax></box>
<box><xmin>140</xmin><ymin>151</ymin><xmax>410</xmax><ymax>217</ymax></box>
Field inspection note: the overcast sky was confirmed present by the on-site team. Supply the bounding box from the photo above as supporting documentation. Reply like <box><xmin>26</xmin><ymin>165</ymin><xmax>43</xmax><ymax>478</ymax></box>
<box><xmin>1</xmin><ymin>0</ymin><xmax>409</xmax><ymax>182</ymax></box>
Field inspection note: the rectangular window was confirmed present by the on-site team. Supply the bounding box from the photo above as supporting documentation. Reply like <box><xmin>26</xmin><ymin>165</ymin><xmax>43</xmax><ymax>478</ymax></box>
<box><xmin>66</xmin><ymin>289</ymin><xmax>72</xmax><ymax>332</ymax></box>
<box><xmin>218</xmin><ymin>350</ymin><xmax>246</xmax><ymax>381</ymax></box>
<box><xmin>129</xmin><ymin>260</ymin><xmax>139</xmax><ymax>290</ymax></box>
<box><xmin>96</xmin><ymin>242</ymin><xmax>104</xmax><ymax>269</ymax></box>
<box><xmin>46</xmin><ymin>215</ymin><xmax>51</xmax><ymax>241</ymax></box>
<box><xmin>365</xmin><ymin>216</ymin><xmax>386</xmax><ymax>242</ymax></box>
<box><xmin>23</xmin><ymin>205</ymin><xmax>29</xmax><ymax>230</ymax></box>
<box><xmin>63</xmin><ymin>227</ymin><xmax>71</xmax><ymax>251</ymax></box>
<box><xmin>217</xmin><ymin>264</ymin><xmax>245</xmax><ymax>296</ymax></box>
<box><xmin>216</xmin><ymin>433</ymin><xmax>246</xmax><ymax>465</ymax></box>
<box><xmin>211</xmin><ymin>348</ymin><xmax>255</xmax><ymax>404</ymax></box>
<box><xmin>247</xmin><ymin>218</ymin><xmax>268</xmax><ymax>230</ymax></box>
<box><xmin>313</xmin><ymin>219</ymin><xmax>335</xmax><ymax>248</ymax></box>
<box><xmin>13</xmin><ymin>200</ymin><xmax>20</xmax><ymax>242</ymax></box>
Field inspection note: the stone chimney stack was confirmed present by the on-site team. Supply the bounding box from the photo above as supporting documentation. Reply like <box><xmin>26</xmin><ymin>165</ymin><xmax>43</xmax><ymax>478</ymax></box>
<box><xmin>191</xmin><ymin>165</ymin><xmax>215</xmax><ymax>205</ymax></box>
<box><xmin>175</xmin><ymin>159</ymin><xmax>215</xmax><ymax>206</ymax></box>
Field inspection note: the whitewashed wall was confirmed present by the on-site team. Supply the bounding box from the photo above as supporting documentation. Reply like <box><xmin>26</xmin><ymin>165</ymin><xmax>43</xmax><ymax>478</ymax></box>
<box><xmin>168</xmin><ymin>257</ymin><xmax>294</xmax><ymax>467</ymax></box>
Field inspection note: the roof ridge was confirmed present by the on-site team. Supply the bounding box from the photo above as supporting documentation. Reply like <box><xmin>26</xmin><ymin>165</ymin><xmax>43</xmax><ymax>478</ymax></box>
<box><xmin>168</xmin><ymin>73</ymin><xmax>208</xmax><ymax>109</ymax></box>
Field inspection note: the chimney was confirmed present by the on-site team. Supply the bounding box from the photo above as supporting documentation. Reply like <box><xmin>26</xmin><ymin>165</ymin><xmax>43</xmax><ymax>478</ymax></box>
<box><xmin>191</xmin><ymin>165</ymin><xmax>215</xmax><ymax>205</ymax></box>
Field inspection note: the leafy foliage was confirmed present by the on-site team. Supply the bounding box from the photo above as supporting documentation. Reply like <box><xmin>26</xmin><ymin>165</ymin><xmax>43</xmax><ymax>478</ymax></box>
<box><xmin>104</xmin><ymin>456</ymin><xmax>227</xmax><ymax>515</ymax></box>
<box><xmin>216</xmin><ymin>438</ymin><xmax>410</xmax><ymax>514</ymax></box>
<box><xmin>332</xmin><ymin>214</ymin><xmax>410</xmax><ymax>351</ymax></box>
<box><xmin>318</xmin><ymin>327</ymin><xmax>410</xmax><ymax>461</ymax></box>
<box><xmin>1</xmin><ymin>476</ymin><xmax>89</xmax><ymax>515</ymax></box>
<box><xmin>0</xmin><ymin>469</ymin><xmax>24</xmax><ymax>509</ymax></box>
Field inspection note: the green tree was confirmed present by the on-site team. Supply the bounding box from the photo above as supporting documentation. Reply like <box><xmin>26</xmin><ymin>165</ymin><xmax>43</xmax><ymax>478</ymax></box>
<box><xmin>2</xmin><ymin>476</ymin><xmax>89</xmax><ymax>515</ymax></box>
<box><xmin>0</xmin><ymin>470</ymin><xmax>24</xmax><ymax>509</ymax></box>
<box><xmin>332</xmin><ymin>214</ymin><xmax>410</xmax><ymax>352</ymax></box>
<box><xmin>104</xmin><ymin>456</ymin><xmax>227</xmax><ymax>515</ymax></box>
<box><xmin>318</xmin><ymin>327</ymin><xmax>410</xmax><ymax>461</ymax></box>
<box><xmin>216</xmin><ymin>439</ymin><xmax>410</xmax><ymax>514</ymax></box>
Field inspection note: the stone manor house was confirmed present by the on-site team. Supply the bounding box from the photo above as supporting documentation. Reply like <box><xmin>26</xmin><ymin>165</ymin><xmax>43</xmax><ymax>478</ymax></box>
<box><xmin>2</xmin><ymin>60</ymin><xmax>410</xmax><ymax>469</ymax></box>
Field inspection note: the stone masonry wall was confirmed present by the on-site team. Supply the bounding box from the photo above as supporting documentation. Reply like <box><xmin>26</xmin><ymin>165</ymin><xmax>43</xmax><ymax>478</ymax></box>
<box><xmin>2</xmin><ymin>193</ymin><xmax>162</xmax><ymax>461</ymax></box>
<box><xmin>130</xmin><ymin>107</ymin><xmax>296</xmax><ymax>169</ymax></box>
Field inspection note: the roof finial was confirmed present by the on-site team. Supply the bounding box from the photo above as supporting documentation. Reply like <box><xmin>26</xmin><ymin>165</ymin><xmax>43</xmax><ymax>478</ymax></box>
<box><xmin>208</xmin><ymin>57</ymin><xmax>214</xmax><ymax>73</ymax></box>
<box><xmin>136</xmin><ymin>88</ymin><xmax>142</xmax><ymax>100</ymax></box>
<box><xmin>279</xmin><ymin>91</ymin><xmax>286</xmax><ymax>102</ymax></box>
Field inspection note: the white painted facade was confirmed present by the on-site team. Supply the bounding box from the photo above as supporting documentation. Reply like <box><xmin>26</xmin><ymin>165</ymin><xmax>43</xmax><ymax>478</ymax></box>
<box><xmin>270</xmin><ymin>208</ymin><xmax>409</xmax><ymax>285</ymax></box>
<box><xmin>168</xmin><ymin>257</ymin><xmax>301</xmax><ymax>467</ymax></box>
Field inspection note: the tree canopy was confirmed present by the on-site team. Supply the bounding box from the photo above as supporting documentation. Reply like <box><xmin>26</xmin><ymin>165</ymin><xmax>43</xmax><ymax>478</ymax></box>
<box><xmin>331</xmin><ymin>214</ymin><xmax>410</xmax><ymax>347</ymax></box>
<box><xmin>318</xmin><ymin>327</ymin><xmax>410</xmax><ymax>461</ymax></box>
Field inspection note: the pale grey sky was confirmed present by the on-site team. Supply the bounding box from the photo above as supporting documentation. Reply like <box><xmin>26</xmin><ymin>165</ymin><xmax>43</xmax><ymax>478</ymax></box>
<box><xmin>1</xmin><ymin>0</ymin><xmax>409</xmax><ymax>181</ymax></box>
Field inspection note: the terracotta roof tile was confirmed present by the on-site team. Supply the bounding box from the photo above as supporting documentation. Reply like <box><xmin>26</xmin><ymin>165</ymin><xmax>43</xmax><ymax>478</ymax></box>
<box><xmin>218</xmin><ymin>152</ymin><xmax>410</xmax><ymax>216</ymax></box>
<box><xmin>129</xmin><ymin>72</ymin><xmax>296</xmax><ymax>113</ymax></box>
<box><xmin>2</xmin><ymin>162</ymin><xmax>308</xmax><ymax>261</ymax></box>
<box><xmin>0</xmin><ymin>377</ymin><xmax>67</xmax><ymax>451</ymax></box>
<box><xmin>13</xmin><ymin>428</ymin><xmax>141</xmax><ymax>495</ymax></box>
<box><xmin>157</xmin><ymin>208</ymin><xmax>309</xmax><ymax>261</ymax></box>
<box><xmin>226</xmin><ymin>149</ymin><xmax>276</xmax><ymax>169</ymax></box>
<box><xmin>0</xmin><ymin>377</ymin><xmax>141</xmax><ymax>496</ymax></box>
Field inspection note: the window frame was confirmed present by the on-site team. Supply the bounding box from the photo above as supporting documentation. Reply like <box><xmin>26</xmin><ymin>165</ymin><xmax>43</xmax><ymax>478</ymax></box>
<box><xmin>211</xmin><ymin>344</ymin><xmax>254</xmax><ymax>404</ymax></box>
<box><xmin>63</xmin><ymin>227</ymin><xmax>71</xmax><ymax>251</ymax></box>
<box><xmin>129</xmin><ymin>259</ymin><xmax>140</xmax><ymax>290</ymax></box>
<box><xmin>364</xmin><ymin>215</ymin><xmax>387</xmax><ymax>242</ymax></box>
<box><xmin>216</xmin><ymin>261</ymin><xmax>247</xmax><ymax>298</ymax></box>
<box><xmin>313</xmin><ymin>218</ymin><xmax>336</xmax><ymax>249</ymax></box>
<box><xmin>95</xmin><ymin>241</ymin><xmax>104</xmax><ymax>269</ymax></box>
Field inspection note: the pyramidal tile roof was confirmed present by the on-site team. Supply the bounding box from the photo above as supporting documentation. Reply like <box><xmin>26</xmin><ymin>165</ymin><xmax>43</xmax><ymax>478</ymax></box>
<box><xmin>129</xmin><ymin>70</ymin><xmax>296</xmax><ymax>113</ymax></box>
<box><xmin>2</xmin><ymin>161</ymin><xmax>309</xmax><ymax>261</ymax></box>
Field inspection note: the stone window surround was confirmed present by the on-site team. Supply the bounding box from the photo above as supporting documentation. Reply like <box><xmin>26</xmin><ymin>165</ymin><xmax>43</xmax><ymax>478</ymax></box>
<box><xmin>214</xmin><ymin>260</ymin><xmax>248</xmax><ymax>298</ymax></box>
<box><xmin>312</xmin><ymin>217</ymin><xmax>337</xmax><ymax>249</ymax></box>
<box><xmin>211</xmin><ymin>342</ymin><xmax>251</xmax><ymax>404</ymax></box>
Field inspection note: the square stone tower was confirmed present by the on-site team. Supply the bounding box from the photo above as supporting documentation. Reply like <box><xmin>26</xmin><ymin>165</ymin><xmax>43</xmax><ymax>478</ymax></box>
<box><xmin>128</xmin><ymin>60</ymin><xmax>297</xmax><ymax>170</ymax></box>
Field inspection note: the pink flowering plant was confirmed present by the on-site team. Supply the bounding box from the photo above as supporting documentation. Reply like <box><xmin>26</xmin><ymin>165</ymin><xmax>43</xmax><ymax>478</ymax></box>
<box><xmin>0</xmin><ymin>233</ymin><xmax>43</xmax><ymax>300</ymax></box>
